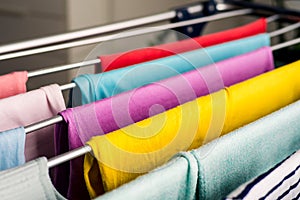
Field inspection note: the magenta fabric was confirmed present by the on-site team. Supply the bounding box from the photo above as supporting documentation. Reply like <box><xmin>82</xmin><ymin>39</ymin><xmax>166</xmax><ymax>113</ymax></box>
<box><xmin>54</xmin><ymin>47</ymin><xmax>274</xmax><ymax>199</ymax></box>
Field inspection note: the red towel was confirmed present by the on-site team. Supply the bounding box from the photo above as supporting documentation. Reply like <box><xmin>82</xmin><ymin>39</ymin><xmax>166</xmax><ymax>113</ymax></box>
<box><xmin>100</xmin><ymin>18</ymin><xmax>267</xmax><ymax>72</ymax></box>
<box><xmin>0</xmin><ymin>71</ymin><xmax>28</xmax><ymax>99</ymax></box>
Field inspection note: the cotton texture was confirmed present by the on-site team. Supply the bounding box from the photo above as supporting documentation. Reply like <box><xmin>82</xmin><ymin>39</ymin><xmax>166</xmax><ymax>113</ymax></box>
<box><xmin>0</xmin><ymin>71</ymin><xmax>27</xmax><ymax>99</ymax></box>
<box><xmin>72</xmin><ymin>34</ymin><xmax>270</xmax><ymax>106</ymax></box>
<box><xmin>84</xmin><ymin>60</ymin><xmax>300</xmax><ymax>197</ymax></box>
<box><xmin>0</xmin><ymin>157</ymin><xmax>65</xmax><ymax>200</ymax></box>
<box><xmin>0</xmin><ymin>127</ymin><xmax>25</xmax><ymax>171</ymax></box>
<box><xmin>0</xmin><ymin>84</ymin><xmax>66</xmax><ymax>160</ymax></box>
<box><xmin>54</xmin><ymin>46</ymin><xmax>274</xmax><ymax>199</ymax></box>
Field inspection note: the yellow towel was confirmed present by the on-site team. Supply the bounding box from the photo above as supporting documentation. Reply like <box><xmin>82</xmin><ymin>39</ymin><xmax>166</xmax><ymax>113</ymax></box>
<box><xmin>84</xmin><ymin>60</ymin><xmax>300</xmax><ymax>198</ymax></box>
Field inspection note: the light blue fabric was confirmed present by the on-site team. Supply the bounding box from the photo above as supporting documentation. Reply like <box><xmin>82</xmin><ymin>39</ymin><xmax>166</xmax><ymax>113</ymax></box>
<box><xmin>95</xmin><ymin>152</ymin><xmax>198</xmax><ymax>200</ymax></box>
<box><xmin>189</xmin><ymin>100</ymin><xmax>300</xmax><ymax>200</ymax></box>
<box><xmin>72</xmin><ymin>33</ymin><xmax>270</xmax><ymax>106</ymax></box>
<box><xmin>0</xmin><ymin>127</ymin><xmax>25</xmax><ymax>170</ymax></box>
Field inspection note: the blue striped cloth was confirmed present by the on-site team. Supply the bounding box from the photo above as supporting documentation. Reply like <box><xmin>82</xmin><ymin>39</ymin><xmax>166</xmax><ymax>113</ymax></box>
<box><xmin>226</xmin><ymin>150</ymin><xmax>300</xmax><ymax>200</ymax></box>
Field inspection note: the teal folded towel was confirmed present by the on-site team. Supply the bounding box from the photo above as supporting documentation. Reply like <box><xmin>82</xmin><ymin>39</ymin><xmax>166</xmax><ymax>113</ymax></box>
<box><xmin>95</xmin><ymin>152</ymin><xmax>198</xmax><ymax>200</ymax></box>
<box><xmin>71</xmin><ymin>34</ymin><xmax>269</xmax><ymax>106</ymax></box>
<box><xmin>190</xmin><ymin>100</ymin><xmax>300</xmax><ymax>200</ymax></box>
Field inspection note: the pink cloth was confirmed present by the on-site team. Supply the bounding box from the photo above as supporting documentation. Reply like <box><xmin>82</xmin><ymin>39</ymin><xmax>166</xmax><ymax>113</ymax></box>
<box><xmin>0</xmin><ymin>71</ymin><xmax>28</xmax><ymax>99</ymax></box>
<box><xmin>54</xmin><ymin>46</ymin><xmax>274</xmax><ymax>199</ymax></box>
<box><xmin>0</xmin><ymin>84</ymin><xmax>66</xmax><ymax>161</ymax></box>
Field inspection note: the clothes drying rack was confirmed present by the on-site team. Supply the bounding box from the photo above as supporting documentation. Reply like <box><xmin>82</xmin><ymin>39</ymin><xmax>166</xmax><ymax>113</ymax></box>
<box><xmin>46</xmin><ymin>36</ymin><xmax>300</xmax><ymax>168</ymax></box>
<box><xmin>0</xmin><ymin>5</ymin><xmax>198</xmax><ymax>54</ymax></box>
<box><xmin>0</xmin><ymin>0</ymin><xmax>299</xmax><ymax>61</ymax></box>
<box><xmin>0</xmin><ymin>0</ymin><xmax>233</xmax><ymax>55</ymax></box>
<box><xmin>0</xmin><ymin>0</ymin><xmax>299</xmax><ymax>167</ymax></box>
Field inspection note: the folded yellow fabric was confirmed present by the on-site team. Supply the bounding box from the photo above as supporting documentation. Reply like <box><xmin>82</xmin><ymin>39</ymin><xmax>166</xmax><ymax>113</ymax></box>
<box><xmin>84</xmin><ymin>60</ymin><xmax>300</xmax><ymax>197</ymax></box>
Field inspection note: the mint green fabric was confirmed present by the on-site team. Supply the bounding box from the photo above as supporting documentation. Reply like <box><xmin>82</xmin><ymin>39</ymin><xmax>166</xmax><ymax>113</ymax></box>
<box><xmin>95</xmin><ymin>152</ymin><xmax>198</xmax><ymax>200</ymax></box>
<box><xmin>190</xmin><ymin>99</ymin><xmax>300</xmax><ymax>200</ymax></box>
<box><xmin>71</xmin><ymin>34</ymin><xmax>270</xmax><ymax>106</ymax></box>
<box><xmin>92</xmin><ymin>89</ymin><xmax>300</xmax><ymax>200</ymax></box>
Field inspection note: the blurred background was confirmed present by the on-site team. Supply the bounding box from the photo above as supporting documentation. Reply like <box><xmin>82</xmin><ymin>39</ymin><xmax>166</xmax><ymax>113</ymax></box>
<box><xmin>0</xmin><ymin>0</ymin><xmax>298</xmax><ymax>92</ymax></box>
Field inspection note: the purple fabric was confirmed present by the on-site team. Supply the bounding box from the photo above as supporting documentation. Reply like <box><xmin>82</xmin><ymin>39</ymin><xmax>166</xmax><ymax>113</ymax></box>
<box><xmin>54</xmin><ymin>46</ymin><xmax>274</xmax><ymax>200</ymax></box>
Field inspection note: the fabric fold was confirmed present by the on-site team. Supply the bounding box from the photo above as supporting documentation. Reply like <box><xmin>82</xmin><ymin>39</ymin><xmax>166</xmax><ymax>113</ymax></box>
<box><xmin>94</xmin><ymin>152</ymin><xmax>198</xmax><ymax>200</ymax></box>
<box><xmin>94</xmin><ymin>98</ymin><xmax>300</xmax><ymax>199</ymax></box>
<box><xmin>0</xmin><ymin>71</ymin><xmax>28</xmax><ymax>99</ymax></box>
<box><xmin>0</xmin><ymin>157</ymin><xmax>65</xmax><ymax>200</ymax></box>
<box><xmin>72</xmin><ymin>33</ymin><xmax>270</xmax><ymax>106</ymax></box>
<box><xmin>226</xmin><ymin>149</ymin><xmax>300</xmax><ymax>200</ymax></box>
<box><xmin>100</xmin><ymin>18</ymin><xmax>267</xmax><ymax>71</ymax></box>
<box><xmin>189</xmin><ymin>99</ymin><xmax>300</xmax><ymax>200</ymax></box>
<box><xmin>83</xmin><ymin>60</ymin><xmax>300</xmax><ymax>196</ymax></box>
<box><xmin>0</xmin><ymin>127</ymin><xmax>25</xmax><ymax>171</ymax></box>
<box><xmin>54</xmin><ymin>46</ymin><xmax>274</xmax><ymax>199</ymax></box>
<box><xmin>0</xmin><ymin>84</ymin><xmax>66</xmax><ymax>161</ymax></box>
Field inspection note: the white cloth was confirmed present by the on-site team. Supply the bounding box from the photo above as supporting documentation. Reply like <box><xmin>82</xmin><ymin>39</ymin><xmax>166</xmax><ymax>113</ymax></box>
<box><xmin>0</xmin><ymin>157</ymin><xmax>65</xmax><ymax>200</ymax></box>
<box><xmin>227</xmin><ymin>150</ymin><xmax>300</xmax><ymax>200</ymax></box>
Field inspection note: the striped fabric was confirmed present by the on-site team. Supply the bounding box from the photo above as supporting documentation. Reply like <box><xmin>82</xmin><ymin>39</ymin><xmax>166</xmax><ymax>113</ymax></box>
<box><xmin>226</xmin><ymin>150</ymin><xmax>300</xmax><ymax>200</ymax></box>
